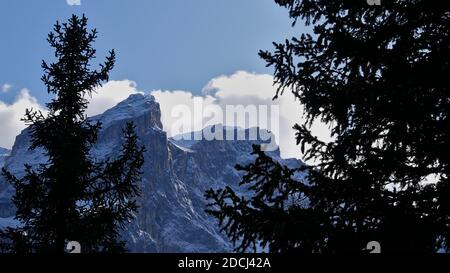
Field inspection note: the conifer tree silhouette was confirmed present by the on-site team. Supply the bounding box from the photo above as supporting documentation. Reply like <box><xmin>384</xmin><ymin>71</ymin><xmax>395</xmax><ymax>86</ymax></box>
<box><xmin>206</xmin><ymin>1</ymin><xmax>450</xmax><ymax>253</ymax></box>
<box><xmin>0</xmin><ymin>14</ymin><xmax>145</xmax><ymax>253</ymax></box>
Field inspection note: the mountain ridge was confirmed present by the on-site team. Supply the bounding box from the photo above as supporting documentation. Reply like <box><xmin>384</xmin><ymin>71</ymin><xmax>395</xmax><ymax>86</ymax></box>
<box><xmin>0</xmin><ymin>93</ymin><xmax>305</xmax><ymax>252</ymax></box>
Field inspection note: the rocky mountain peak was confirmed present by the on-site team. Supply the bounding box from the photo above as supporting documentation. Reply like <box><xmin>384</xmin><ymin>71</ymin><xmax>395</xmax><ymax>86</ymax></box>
<box><xmin>91</xmin><ymin>93</ymin><xmax>163</xmax><ymax>130</ymax></box>
<box><xmin>0</xmin><ymin>93</ymin><xmax>305</xmax><ymax>252</ymax></box>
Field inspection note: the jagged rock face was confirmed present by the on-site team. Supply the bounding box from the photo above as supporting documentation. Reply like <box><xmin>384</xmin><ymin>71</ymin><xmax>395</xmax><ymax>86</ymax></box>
<box><xmin>0</xmin><ymin>147</ymin><xmax>12</xmax><ymax>217</ymax></box>
<box><xmin>0</xmin><ymin>148</ymin><xmax>10</xmax><ymax>176</ymax></box>
<box><xmin>170</xmin><ymin>128</ymin><xmax>280</xmax><ymax>198</ymax></box>
<box><xmin>0</xmin><ymin>93</ymin><xmax>304</xmax><ymax>252</ymax></box>
<box><xmin>1</xmin><ymin>132</ymin><xmax>47</xmax><ymax>217</ymax></box>
<box><xmin>0</xmin><ymin>148</ymin><xmax>10</xmax><ymax>166</ymax></box>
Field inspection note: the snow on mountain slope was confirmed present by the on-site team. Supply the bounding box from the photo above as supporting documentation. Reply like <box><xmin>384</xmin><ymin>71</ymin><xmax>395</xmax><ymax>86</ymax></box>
<box><xmin>170</xmin><ymin>125</ymin><xmax>304</xmax><ymax>197</ymax></box>
<box><xmin>0</xmin><ymin>93</ymin><xmax>305</xmax><ymax>252</ymax></box>
<box><xmin>0</xmin><ymin>148</ymin><xmax>10</xmax><ymax>169</ymax></box>
<box><xmin>0</xmin><ymin>147</ymin><xmax>12</xmax><ymax>217</ymax></box>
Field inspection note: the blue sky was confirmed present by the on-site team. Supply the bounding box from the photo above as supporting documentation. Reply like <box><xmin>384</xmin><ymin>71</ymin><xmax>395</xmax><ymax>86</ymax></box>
<box><xmin>0</xmin><ymin>0</ymin><xmax>324</xmax><ymax>158</ymax></box>
<box><xmin>0</xmin><ymin>0</ymin><xmax>303</xmax><ymax>104</ymax></box>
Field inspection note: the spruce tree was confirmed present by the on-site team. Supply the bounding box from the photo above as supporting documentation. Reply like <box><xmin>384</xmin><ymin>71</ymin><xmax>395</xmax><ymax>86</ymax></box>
<box><xmin>206</xmin><ymin>1</ymin><xmax>450</xmax><ymax>253</ymax></box>
<box><xmin>0</xmin><ymin>14</ymin><xmax>145</xmax><ymax>253</ymax></box>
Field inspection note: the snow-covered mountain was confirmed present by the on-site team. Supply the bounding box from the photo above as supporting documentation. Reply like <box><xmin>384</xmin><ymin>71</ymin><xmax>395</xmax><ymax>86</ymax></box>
<box><xmin>0</xmin><ymin>93</ymin><xmax>304</xmax><ymax>252</ymax></box>
<box><xmin>0</xmin><ymin>147</ymin><xmax>12</xmax><ymax>217</ymax></box>
<box><xmin>0</xmin><ymin>147</ymin><xmax>10</xmax><ymax>169</ymax></box>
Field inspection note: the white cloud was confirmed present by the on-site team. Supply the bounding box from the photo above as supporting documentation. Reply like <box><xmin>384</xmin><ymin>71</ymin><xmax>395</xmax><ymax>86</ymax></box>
<box><xmin>0</xmin><ymin>89</ymin><xmax>47</xmax><ymax>148</ymax></box>
<box><xmin>0</xmin><ymin>80</ymin><xmax>140</xmax><ymax>149</ymax></box>
<box><xmin>86</xmin><ymin>80</ymin><xmax>143</xmax><ymax>117</ymax></box>
<box><xmin>0</xmin><ymin>73</ymin><xmax>332</xmax><ymax>160</ymax></box>
<box><xmin>151</xmin><ymin>90</ymin><xmax>217</xmax><ymax>136</ymax></box>
<box><xmin>152</xmin><ymin>71</ymin><xmax>332</xmax><ymax>159</ymax></box>
<box><xmin>66</xmin><ymin>0</ymin><xmax>81</xmax><ymax>6</ymax></box>
<box><xmin>1</xmin><ymin>84</ymin><xmax>12</xmax><ymax>93</ymax></box>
